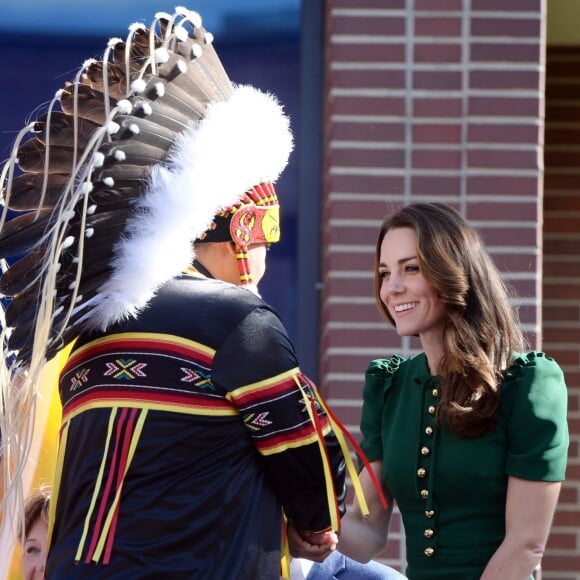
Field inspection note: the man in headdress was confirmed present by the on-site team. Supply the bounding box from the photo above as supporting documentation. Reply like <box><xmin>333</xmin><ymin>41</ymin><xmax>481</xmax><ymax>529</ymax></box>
<box><xmin>0</xmin><ymin>9</ymin><xmax>348</xmax><ymax>578</ymax></box>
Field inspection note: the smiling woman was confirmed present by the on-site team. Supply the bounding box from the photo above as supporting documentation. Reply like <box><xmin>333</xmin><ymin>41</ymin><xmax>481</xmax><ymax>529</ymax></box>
<box><xmin>335</xmin><ymin>202</ymin><xmax>569</xmax><ymax>580</ymax></box>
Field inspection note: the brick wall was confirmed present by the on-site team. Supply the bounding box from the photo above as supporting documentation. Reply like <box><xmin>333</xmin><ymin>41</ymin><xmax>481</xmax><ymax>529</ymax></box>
<box><xmin>322</xmin><ymin>0</ymin><xmax>579</xmax><ymax>577</ymax></box>
<box><xmin>542</xmin><ymin>45</ymin><xmax>580</xmax><ymax>579</ymax></box>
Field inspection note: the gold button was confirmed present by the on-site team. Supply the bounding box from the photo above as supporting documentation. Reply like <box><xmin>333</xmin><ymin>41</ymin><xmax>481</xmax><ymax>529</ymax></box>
<box><xmin>425</xmin><ymin>510</ymin><xmax>435</xmax><ymax>518</ymax></box>
<box><xmin>417</xmin><ymin>468</ymin><xmax>427</xmax><ymax>478</ymax></box>
<box><xmin>425</xmin><ymin>426</ymin><xmax>433</xmax><ymax>436</ymax></box>
<box><xmin>424</xmin><ymin>528</ymin><xmax>434</xmax><ymax>538</ymax></box>
<box><xmin>420</xmin><ymin>489</ymin><xmax>429</xmax><ymax>499</ymax></box>
<box><xmin>432</xmin><ymin>388</ymin><xmax>439</xmax><ymax>397</ymax></box>
<box><xmin>424</xmin><ymin>547</ymin><xmax>435</xmax><ymax>557</ymax></box>
<box><xmin>428</xmin><ymin>405</ymin><xmax>436</xmax><ymax>415</ymax></box>
<box><xmin>421</xmin><ymin>446</ymin><xmax>430</xmax><ymax>456</ymax></box>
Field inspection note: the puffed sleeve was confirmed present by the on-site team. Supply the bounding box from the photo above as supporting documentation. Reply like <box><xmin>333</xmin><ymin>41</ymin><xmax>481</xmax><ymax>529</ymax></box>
<box><xmin>360</xmin><ymin>356</ymin><xmax>405</xmax><ymax>464</ymax></box>
<box><xmin>502</xmin><ymin>351</ymin><xmax>569</xmax><ymax>481</ymax></box>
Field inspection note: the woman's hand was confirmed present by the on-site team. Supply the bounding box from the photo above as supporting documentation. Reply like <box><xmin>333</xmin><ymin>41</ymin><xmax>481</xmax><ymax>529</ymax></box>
<box><xmin>287</xmin><ymin>522</ymin><xmax>338</xmax><ymax>562</ymax></box>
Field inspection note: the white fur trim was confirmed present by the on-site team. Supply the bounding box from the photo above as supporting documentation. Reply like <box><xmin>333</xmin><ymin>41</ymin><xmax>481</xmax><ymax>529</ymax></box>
<box><xmin>88</xmin><ymin>85</ymin><xmax>293</xmax><ymax>330</ymax></box>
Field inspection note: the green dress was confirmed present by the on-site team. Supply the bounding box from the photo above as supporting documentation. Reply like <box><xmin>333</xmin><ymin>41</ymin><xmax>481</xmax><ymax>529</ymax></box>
<box><xmin>359</xmin><ymin>351</ymin><xmax>569</xmax><ymax>580</ymax></box>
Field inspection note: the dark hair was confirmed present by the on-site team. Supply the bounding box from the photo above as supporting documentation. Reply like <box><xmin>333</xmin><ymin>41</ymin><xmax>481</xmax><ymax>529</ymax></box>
<box><xmin>375</xmin><ymin>202</ymin><xmax>525</xmax><ymax>437</ymax></box>
<box><xmin>18</xmin><ymin>486</ymin><xmax>50</xmax><ymax>542</ymax></box>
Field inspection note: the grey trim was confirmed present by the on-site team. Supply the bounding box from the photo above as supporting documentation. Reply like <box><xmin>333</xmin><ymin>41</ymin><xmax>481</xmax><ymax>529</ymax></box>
<box><xmin>296</xmin><ymin>0</ymin><xmax>324</xmax><ymax>382</ymax></box>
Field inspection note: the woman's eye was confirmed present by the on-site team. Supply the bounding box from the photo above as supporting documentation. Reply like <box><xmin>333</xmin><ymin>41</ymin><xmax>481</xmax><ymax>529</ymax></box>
<box><xmin>26</xmin><ymin>546</ymin><xmax>40</xmax><ymax>555</ymax></box>
<box><xmin>405</xmin><ymin>264</ymin><xmax>419</xmax><ymax>273</ymax></box>
<box><xmin>378</xmin><ymin>271</ymin><xmax>390</xmax><ymax>279</ymax></box>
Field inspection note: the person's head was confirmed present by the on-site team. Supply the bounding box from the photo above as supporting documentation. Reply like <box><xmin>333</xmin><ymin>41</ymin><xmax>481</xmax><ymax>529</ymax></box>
<box><xmin>375</xmin><ymin>202</ymin><xmax>525</xmax><ymax>436</ymax></box>
<box><xmin>19</xmin><ymin>487</ymin><xmax>50</xmax><ymax>580</ymax></box>
<box><xmin>194</xmin><ymin>181</ymin><xmax>281</xmax><ymax>289</ymax></box>
<box><xmin>193</xmin><ymin>241</ymin><xmax>270</xmax><ymax>287</ymax></box>
<box><xmin>375</xmin><ymin>202</ymin><xmax>521</xmax><ymax>343</ymax></box>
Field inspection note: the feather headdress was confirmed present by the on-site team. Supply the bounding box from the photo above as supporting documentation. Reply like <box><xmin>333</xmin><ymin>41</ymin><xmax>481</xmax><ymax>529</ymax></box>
<box><xmin>0</xmin><ymin>6</ymin><xmax>292</xmax><ymax>521</ymax></box>
<box><xmin>0</xmin><ymin>6</ymin><xmax>293</xmax><ymax>367</ymax></box>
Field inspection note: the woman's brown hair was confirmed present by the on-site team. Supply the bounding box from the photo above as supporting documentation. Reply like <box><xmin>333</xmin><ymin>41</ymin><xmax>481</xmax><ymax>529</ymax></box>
<box><xmin>375</xmin><ymin>202</ymin><xmax>525</xmax><ymax>437</ymax></box>
<box><xmin>18</xmin><ymin>486</ymin><xmax>50</xmax><ymax>542</ymax></box>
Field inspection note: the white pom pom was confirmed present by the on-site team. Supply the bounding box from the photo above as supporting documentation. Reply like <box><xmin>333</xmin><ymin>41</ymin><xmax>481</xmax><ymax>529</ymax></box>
<box><xmin>155</xmin><ymin>47</ymin><xmax>170</xmax><ymax>64</ymax></box>
<box><xmin>131</xmin><ymin>79</ymin><xmax>147</xmax><ymax>94</ymax></box>
<box><xmin>93</xmin><ymin>152</ymin><xmax>105</xmax><ymax>167</ymax></box>
<box><xmin>107</xmin><ymin>121</ymin><xmax>120</xmax><ymax>135</ymax></box>
<box><xmin>117</xmin><ymin>99</ymin><xmax>133</xmax><ymax>114</ymax></box>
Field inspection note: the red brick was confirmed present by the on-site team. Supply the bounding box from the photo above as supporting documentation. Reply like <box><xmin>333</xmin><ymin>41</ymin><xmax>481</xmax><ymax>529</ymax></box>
<box><xmin>509</xmin><ymin>279</ymin><xmax>537</xmax><ymax>299</ymax></box>
<box><xmin>325</xmin><ymin>302</ymin><xmax>380</xmax><ymax>324</ymax></box>
<box><xmin>469</xmin><ymin>96</ymin><xmax>541</xmax><ymax>117</ymax></box>
<box><xmin>466</xmin><ymin>201</ymin><xmax>538</xmax><ymax>221</ymax></box>
<box><xmin>330</xmin><ymin>68</ymin><xmax>406</xmax><ymax>89</ymax></box>
<box><xmin>545</xmin><ymin>216</ymin><xmax>580</xmax><ymax>235</ymax></box>
<box><xmin>547</xmin><ymin>60</ymin><xmax>580</xmax><ymax>79</ymax></box>
<box><xmin>470</xmin><ymin>17</ymin><xmax>541</xmax><ymax>38</ymax></box>
<box><xmin>472</xmin><ymin>0</ymin><xmax>542</xmax><ymax>9</ymax></box>
<box><xmin>413</xmin><ymin>70</ymin><xmax>462</xmax><ymax>90</ymax></box>
<box><xmin>512</xmin><ymin>305</ymin><xmax>537</xmax><ymax>327</ymax></box>
<box><xmin>544</xmin><ymin>287</ymin><xmax>580</xmax><ymax>303</ymax></box>
<box><xmin>543</xmin><ymin>327</ymin><xmax>580</xmax><ymax>343</ymax></box>
<box><xmin>552</xmin><ymin>509</ymin><xmax>580</xmax><ymax>527</ymax></box>
<box><xmin>330</xmin><ymin>121</ymin><xmax>406</xmax><ymax>143</ymax></box>
<box><xmin>543</xmin><ymin>173</ymin><xmax>580</xmax><ymax>191</ymax></box>
<box><xmin>542</xmin><ymin>304</ymin><xmax>580</xmax><ymax>322</ymax></box>
<box><xmin>413</xmin><ymin>43</ymin><xmax>462</xmax><ymax>64</ymax></box>
<box><xmin>545</xmin><ymin>195</ymin><xmax>580</xmax><ymax>212</ymax></box>
<box><xmin>412</xmin><ymin>123</ymin><xmax>462</xmax><ymax>144</ymax></box>
<box><xmin>322</xmin><ymin>351</ymin><xmax>400</xmax><ymax>375</ymax></box>
<box><xmin>545</xmin><ymin>127</ymin><xmax>580</xmax><ymax>146</ymax></box>
<box><xmin>325</xmin><ymin>327</ymin><xmax>398</xmax><ymax>349</ymax></box>
<box><xmin>545</xmin><ymin>531</ymin><xmax>578</xmax><ymax>550</ymax></box>
<box><xmin>545</xmin><ymin>83</ymin><xmax>580</xmax><ymax>100</ymax></box>
<box><xmin>541</xmin><ymin>554</ymin><xmax>580</xmax><ymax>572</ymax></box>
<box><xmin>410</xmin><ymin>175</ymin><xmax>462</xmax><ymax>196</ymax></box>
<box><xmin>325</xmin><ymin>275</ymin><xmax>375</xmax><ymax>297</ymax></box>
<box><xmin>546</xmin><ymin>103</ymin><xmax>580</xmax><ymax>124</ymax></box>
<box><xmin>538</xmin><ymin>348</ymin><xmax>579</xmax><ymax>367</ymax></box>
<box><xmin>470</xmin><ymin>70</ymin><xmax>541</xmax><ymax>91</ymax></box>
<box><xmin>467</xmin><ymin>175</ymin><xmax>540</xmax><ymax>196</ymax></box>
<box><xmin>332</xmin><ymin>0</ymin><xmax>406</xmax><ymax>7</ymax></box>
<box><xmin>330</xmin><ymin>147</ymin><xmax>405</xmax><ymax>169</ymax></box>
<box><xmin>327</xmin><ymin>199</ymin><xmax>396</xmax><ymax>221</ymax></box>
<box><xmin>544</xmin><ymin>239</ymin><xmax>580</xmax><ymax>257</ymax></box>
<box><xmin>412</xmin><ymin>149</ymin><xmax>462</xmax><ymax>169</ymax></box>
<box><xmin>327</xmin><ymin>225</ymin><xmax>377</xmax><ymax>247</ymax></box>
<box><xmin>478</xmin><ymin>226</ymin><xmax>537</xmax><ymax>248</ymax></box>
<box><xmin>415</xmin><ymin>0</ymin><xmax>462</xmax><ymax>9</ymax></box>
<box><xmin>330</xmin><ymin>16</ymin><xmax>405</xmax><ymax>36</ymax></box>
<box><xmin>471</xmin><ymin>42</ymin><xmax>541</xmax><ymax>63</ymax></box>
<box><xmin>492</xmin><ymin>253</ymin><xmax>537</xmax><ymax>272</ymax></box>
<box><xmin>331</xmin><ymin>95</ymin><xmax>406</xmax><ymax>116</ymax></box>
<box><xmin>328</xmin><ymin>42</ymin><xmax>406</xmax><ymax>64</ymax></box>
<box><xmin>468</xmin><ymin>123</ymin><xmax>540</xmax><ymax>144</ymax></box>
<box><xmin>413</xmin><ymin>97</ymin><xmax>463</xmax><ymax>117</ymax></box>
<box><xmin>558</xmin><ymin>484</ymin><xmax>579</xmax><ymax>504</ymax></box>
<box><xmin>327</xmin><ymin>174</ymin><xmax>405</xmax><ymax>196</ymax></box>
<box><xmin>468</xmin><ymin>149</ymin><xmax>540</xmax><ymax>171</ymax></box>
<box><xmin>414</xmin><ymin>16</ymin><xmax>462</xmax><ymax>37</ymax></box>
<box><xmin>546</xmin><ymin>149</ymin><xmax>580</xmax><ymax>168</ymax></box>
